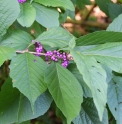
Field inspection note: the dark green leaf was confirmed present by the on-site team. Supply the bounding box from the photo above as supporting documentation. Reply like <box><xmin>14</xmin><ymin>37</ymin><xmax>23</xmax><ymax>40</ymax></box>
<box><xmin>9</xmin><ymin>53</ymin><xmax>47</xmax><ymax>108</ymax></box>
<box><xmin>0</xmin><ymin>0</ymin><xmax>20</xmax><ymax>36</ymax></box>
<box><xmin>0</xmin><ymin>30</ymin><xmax>33</xmax><ymax>50</ymax></box>
<box><xmin>108</xmin><ymin>3</ymin><xmax>122</xmax><ymax>20</ymax></box>
<box><xmin>56</xmin><ymin>108</ymin><xmax>67</xmax><ymax>124</ymax></box>
<box><xmin>76</xmin><ymin>31</ymin><xmax>122</xmax><ymax>46</ymax></box>
<box><xmin>70</xmin><ymin>49</ymin><xmax>107</xmax><ymax>120</ymax></box>
<box><xmin>45</xmin><ymin>63</ymin><xmax>83</xmax><ymax>124</ymax></box>
<box><xmin>32</xmin><ymin>3</ymin><xmax>59</xmax><ymax>28</ymax></box>
<box><xmin>95</xmin><ymin>0</ymin><xmax>112</xmax><ymax>16</ymax></box>
<box><xmin>73</xmin><ymin>98</ymin><xmax>108</xmax><ymax>124</ymax></box>
<box><xmin>0</xmin><ymin>78</ymin><xmax>52</xmax><ymax>124</ymax></box>
<box><xmin>17</xmin><ymin>3</ymin><xmax>36</xmax><ymax>27</ymax></box>
<box><xmin>35</xmin><ymin>27</ymin><xmax>75</xmax><ymax>48</ymax></box>
<box><xmin>68</xmin><ymin>64</ymin><xmax>92</xmax><ymax>98</ymax></box>
<box><xmin>0</xmin><ymin>46</ymin><xmax>16</xmax><ymax>66</ymax></box>
<box><xmin>34</xmin><ymin>0</ymin><xmax>75</xmax><ymax>11</ymax></box>
<box><xmin>76</xmin><ymin>0</ymin><xmax>91</xmax><ymax>9</ymax></box>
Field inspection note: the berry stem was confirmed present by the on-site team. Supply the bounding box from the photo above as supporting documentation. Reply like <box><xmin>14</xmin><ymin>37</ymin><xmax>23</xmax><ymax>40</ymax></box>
<box><xmin>16</xmin><ymin>50</ymin><xmax>46</xmax><ymax>56</ymax></box>
<box><xmin>26</xmin><ymin>42</ymin><xmax>35</xmax><ymax>50</ymax></box>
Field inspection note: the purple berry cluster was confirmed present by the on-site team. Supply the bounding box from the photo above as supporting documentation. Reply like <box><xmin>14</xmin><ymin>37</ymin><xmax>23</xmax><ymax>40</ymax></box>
<box><xmin>45</xmin><ymin>50</ymin><xmax>69</xmax><ymax>68</ymax></box>
<box><xmin>34</xmin><ymin>41</ymin><xmax>69</xmax><ymax>68</ymax></box>
<box><xmin>18</xmin><ymin>0</ymin><xmax>26</xmax><ymax>3</ymax></box>
<box><xmin>35</xmin><ymin>42</ymin><xmax>43</xmax><ymax>56</ymax></box>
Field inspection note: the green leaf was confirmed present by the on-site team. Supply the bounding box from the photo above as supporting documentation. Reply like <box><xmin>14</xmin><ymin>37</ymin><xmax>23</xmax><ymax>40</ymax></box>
<box><xmin>73</xmin><ymin>98</ymin><xmax>108</xmax><ymax>124</ymax></box>
<box><xmin>70</xmin><ymin>49</ymin><xmax>107</xmax><ymax>120</ymax></box>
<box><xmin>95</xmin><ymin>0</ymin><xmax>112</xmax><ymax>16</ymax></box>
<box><xmin>107</xmin><ymin>76</ymin><xmax>122</xmax><ymax>124</ymax></box>
<box><xmin>108</xmin><ymin>3</ymin><xmax>122</xmax><ymax>20</ymax></box>
<box><xmin>113</xmin><ymin>76</ymin><xmax>122</xmax><ymax>124</ymax></box>
<box><xmin>34</xmin><ymin>0</ymin><xmax>75</xmax><ymax>11</ymax></box>
<box><xmin>107</xmin><ymin>14</ymin><xmax>122</xmax><ymax>32</ymax></box>
<box><xmin>35</xmin><ymin>27</ymin><xmax>75</xmax><ymax>48</ymax></box>
<box><xmin>9</xmin><ymin>53</ymin><xmax>47</xmax><ymax>108</ymax></box>
<box><xmin>59</xmin><ymin>9</ymin><xmax>75</xmax><ymax>23</ymax></box>
<box><xmin>44</xmin><ymin>63</ymin><xmax>83</xmax><ymax>124</ymax></box>
<box><xmin>0</xmin><ymin>0</ymin><xmax>20</xmax><ymax>36</ymax></box>
<box><xmin>17</xmin><ymin>3</ymin><xmax>36</xmax><ymax>27</ymax></box>
<box><xmin>13</xmin><ymin>21</ymin><xmax>46</xmax><ymax>37</ymax></box>
<box><xmin>74</xmin><ymin>45</ymin><xmax>97</xmax><ymax>53</ymax></box>
<box><xmin>69</xmin><ymin>38</ymin><xmax>76</xmax><ymax>49</ymax></box>
<box><xmin>76</xmin><ymin>31</ymin><xmax>122</xmax><ymax>46</ymax></box>
<box><xmin>32</xmin><ymin>3</ymin><xmax>59</xmax><ymax>28</ymax></box>
<box><xmin>76</xmin><ymin>0</ymin><xmax>91</xmax><ymax>9</ymax></box>
<box><xmin>82</xmin><ymin>42</ymin><xmax>122</xmax><ymax>73</ymax></box>
<box><xmin>27</xmin><ymin>21</ymin><xmax>46</xmax><ymax>37</ymax></box>
<box><xmin>19</xmin><ymin>121</ymin><xmax>30</xmax><ymax>124</ymax></box>
<box><xmin>17</xmin><ymin>91</ymin><xmax>52</xmax><ymax>123</ymax></box>
<box><xmin>56</xmin><ymin>108</ymin><xmax>67</xmax><ymax>124</ymax></box>
<box><xmin>101</xmin><ymin>64</ymin><xmax>113</xmax><ymax>83</ymax></box>
<box><xmin>0</xmin><ymin>78</ymin><xmax>52</xmax><ymax>124</ymax></box>
<box><xmin>0</xmin><ymin>46</ymin><xmax>16</xmax><ymax>66</ymax></box>
<box><xmin>68</xmin><ymin>64</ymin><xmax>92</xmax><ymax>98</ymax></box>
<box><xmin>107</xmin><ymin>80</ymin><xmax>118</xmax><ymax>121</ymax></box>
<box><xmin>0</xmin><ymin>30</ymin><xmax>33</xmax><ymax>50</ymax></box>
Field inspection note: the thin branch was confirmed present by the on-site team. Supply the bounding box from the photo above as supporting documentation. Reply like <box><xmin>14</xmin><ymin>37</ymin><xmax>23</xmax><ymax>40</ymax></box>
<box><xmin>82</xmin><ymin>2</ymin><xmax>96</xmax><ymax>21</ymax></box>
<box><xmin>26</xmin><ymin>42</ymin><xmax>34</xmax><ymax>50</ymax></box>
<box><xmin>16</xmin><ymin>50</ymin><xmax>46</xmax><ymax>56</ymax></box>
<box><xmin>66</xmin><ymin>19</ymin><xmax>109</xmax><ymax>29</ymax></box>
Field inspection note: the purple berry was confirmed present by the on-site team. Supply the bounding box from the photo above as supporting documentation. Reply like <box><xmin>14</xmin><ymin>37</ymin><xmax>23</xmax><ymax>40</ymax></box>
<box><xmin>34</xmin><ymin>42</ymin><xmax>43</xmax><ymax>56</ymax></box>
<box><xmin>18</xmin><ymin>0</ymin><xmax>26</xmax><ymax>3</ymax></box>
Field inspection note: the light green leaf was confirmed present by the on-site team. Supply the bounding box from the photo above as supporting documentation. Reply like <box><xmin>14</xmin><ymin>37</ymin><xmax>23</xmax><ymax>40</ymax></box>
<box><xmin>113</xmin><ymin>76</ymin><xmax>122</xmax><ymax>124</ymax></box>
<box><xmin>82</xmin><ymin>42</ymin><xmax>122</xmax><ymax>73</ymax></box>
<box><xmin>9</xmin><ymin>53</ymin><xmax>47</xmax><ymax>108</ymax></box>
<box><xmin>44</xmin><ymin>63</ymin><xmax>83</xmax><ymax>124</ymax></box>
<box><xmin>17</xmin><ymin>3</ymin><xmax>36</xmax><ymax>27</ymax></box>
<box><xmin>0</xmin><ymin>0</ymin><xmax>20</xmax><ymax>36</ymax></box>
<box><xmin>107</xmin><ymin>14</ymin><xmax>122</xmax><ymax>32</ymax></box>
<box><xmin>107</xmin><ymin>80</ymin><xmax>118</xmax><ymax>121</ymax></box>
<box><xmin>34</xmin><ymin>0</ymin><xmax>75</xmax><ymax>11</ymax></box>
<box><xmin>73</xmin><ymin>98</ymin><xmax>108</xmax><ymax>124</ymax></box>
<box><xmin>101</xmin><ymin>64</ymin><xmax>113</xmax><ymax>83</ymax></box>
<box><xmin>0</xmin><ymin>30</ymin><xmax>33</xmax><ymax>50</ymax></box>
<box><xmin>76</xmin><ymin>31</ymin><xmax>122</xmax><ymax>46</ymax></box>
<box><xmin>70</xmin><ymin>49</ymin><xmax>107</xmax><ymax>120</ymax></box>
<box><xmin>0</xmin><ymin>78</ymin><xmax>52</xmax><ymax>124</ymax></box>
<box><xmin>74</xmin><ymin>45</ymin><xmax>97</xmax><ymax>53</ymax></box>
<box><xmin>32</xmin><ymin>3</ymin><xmax>59</xmax><ymax>28</ymax></box>
<box><xmin>69</xmin><ymin>38</ymin><xmax>76</xmax><ymax>49</ymax></box>
<box><xmin>35</xmin><ymin>27</ymin><xmax>75</xmax><ymax>48</ymax></box>
<box><xmin>68</xmin><ymin>64</ymin><xmax>92</xmax><ymax>98</ymax></box>
<box><xmin>107</xmin><ymin>76</ymin><xmax>122</xmax><ymax>124</ymax></box>
<box><xmin>0</xmin><ymin>46</ymin><xmax>16</xmax><ymax>66</ymax></box>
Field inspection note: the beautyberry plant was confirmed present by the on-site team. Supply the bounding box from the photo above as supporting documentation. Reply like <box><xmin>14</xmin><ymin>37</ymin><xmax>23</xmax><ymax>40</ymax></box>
<box><xmin>0</xmin><ymin>0</ymin><xmax>122</xmax><ymax>124</ymax></box>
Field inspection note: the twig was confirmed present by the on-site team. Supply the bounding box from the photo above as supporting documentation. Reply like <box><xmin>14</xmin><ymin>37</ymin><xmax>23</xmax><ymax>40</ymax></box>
<box><xmin>66</xmin><ymin>19</ymin><xmax>109</xmax><ymax>29</ymax></box>
<box><xmin>16</xmin><ymin>50</ymin><xmax>46</xmax><ymax>56</ymax></box>
<box><xmin>26</xmin><ymin>42</ymin><xmax>34</xmax><ymax>50</ymax></box>
<box><xmin>82</xmin><ymin>2</ymin><xmax>96</xmax><ymax>21</ymax></box>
